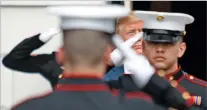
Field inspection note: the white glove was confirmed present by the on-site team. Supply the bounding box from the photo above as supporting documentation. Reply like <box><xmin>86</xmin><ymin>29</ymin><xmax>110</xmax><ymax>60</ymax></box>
<box><xmin>124</xmin><ymin>63</ymin><xmax>133</xmax><ymax>74</ymax></box>
<box><xmin>110</xmin><ymin>33</ymin><xmax>143</xmax><ymax>66</ymax></box>
<box><xmin>39</xmin><ymin>28</ymin><xmax>61</xmax><ymax>43</ymax></box>
<box><xmin>112</xmin><ymin>32</ymin><xmax>155</xmax><ymax>88</ymax></box>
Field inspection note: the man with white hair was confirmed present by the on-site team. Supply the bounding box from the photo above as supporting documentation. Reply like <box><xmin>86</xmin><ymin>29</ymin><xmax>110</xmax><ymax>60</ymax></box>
<box><xmin>105</xmin><ymin>11</ymin><xmax>144</xmax><ymax>82</ymax></box>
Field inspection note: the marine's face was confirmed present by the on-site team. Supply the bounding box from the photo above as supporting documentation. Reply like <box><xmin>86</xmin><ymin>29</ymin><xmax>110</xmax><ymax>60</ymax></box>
<box><xmin>119</xmin><ymin>21</ymin><xmax>144</xmax><ymax>54</ymax></box>
<box><xmin>143</xmin><ymin>41</ymin><xmax>186</xmax><ymax>71</ymax></box>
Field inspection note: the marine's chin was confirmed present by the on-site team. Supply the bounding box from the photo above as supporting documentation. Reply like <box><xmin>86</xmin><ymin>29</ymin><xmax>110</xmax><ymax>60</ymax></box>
<box><xmin>153</xmin><ymin>62</ymin><xmax>167</xmax><ymax>70</ymax></box>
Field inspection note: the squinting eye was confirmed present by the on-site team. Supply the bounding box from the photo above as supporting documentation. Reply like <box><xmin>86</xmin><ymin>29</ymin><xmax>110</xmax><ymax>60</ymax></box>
<box><xmin>127</xmin><ymin>32</ymin><xmax>136</xmax><ymax>35</ymax></box>
<box><xmin>128</xmin><ymin>32</ymin><xmax>135</xmax><ymax>34</ymax></box>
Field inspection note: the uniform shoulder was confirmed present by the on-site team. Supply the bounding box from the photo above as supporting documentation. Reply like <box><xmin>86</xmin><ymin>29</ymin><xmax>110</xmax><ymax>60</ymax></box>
<box><xmin>185</xmin><ymin>74</ymin><xmax>207</xmax><ymax>88</ymax></box>
<box><xmin>11</xmin><ymin>91</ymin><xmax>53</xmax><ymax>110</ymax></box>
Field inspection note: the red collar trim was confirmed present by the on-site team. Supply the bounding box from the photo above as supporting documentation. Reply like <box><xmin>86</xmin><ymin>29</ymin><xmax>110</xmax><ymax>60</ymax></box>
<box><xmin>61</xmin><ymin>72</ymin><xmax>102</xmax><ymax>79</ymax></box>
<box><xmin>165</xmin><ymin>66</ymin><xmax>181</xmax><ymax>78</ymax></box>
<box><xmin>55</xmin><ymin>84</ymin><xmax>109</xmax><ymax>91</ymax></box>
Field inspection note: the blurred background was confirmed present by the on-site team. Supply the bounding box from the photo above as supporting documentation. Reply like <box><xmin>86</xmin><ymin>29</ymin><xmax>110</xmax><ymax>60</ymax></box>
<box><xmin>0</xmin><ymin>1</ymin><xmax>206</xmax><ymax>109</ymax></box>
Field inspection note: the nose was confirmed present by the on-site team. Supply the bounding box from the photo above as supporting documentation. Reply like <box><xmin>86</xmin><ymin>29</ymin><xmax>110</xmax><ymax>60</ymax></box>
<box><xmin>137</xmin><ymin>38</ymin><xmax>143</xmax><ymax>45</ymax></box>
<box><xmin>155</xmin><ymin>44</ymin><xmax>165</xmax><ymax>53</ymax></box>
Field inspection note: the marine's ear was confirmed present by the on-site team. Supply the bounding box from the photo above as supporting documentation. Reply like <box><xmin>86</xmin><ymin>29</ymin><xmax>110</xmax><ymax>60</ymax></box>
<box><xmin>55</xmin><ymin>47</ymin><xmax>64</xmax><ymax>65</ymax></box>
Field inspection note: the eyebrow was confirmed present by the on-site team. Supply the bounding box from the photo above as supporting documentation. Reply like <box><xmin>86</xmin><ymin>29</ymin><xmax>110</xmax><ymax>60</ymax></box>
<box><xmin>126</xmin><ymin>29</ymin><xmax>137</xmax><ymax>33</ymax></box>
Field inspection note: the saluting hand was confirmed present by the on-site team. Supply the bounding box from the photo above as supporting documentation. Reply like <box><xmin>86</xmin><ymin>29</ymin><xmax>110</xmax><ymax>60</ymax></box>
<box><xmin>110</xmin><ymin>33</ymin><xmax>143</xmax><ymax>66</ymax></box>
<box><xmin>39</xmin><ymin>28</ymin><xmax>61</xmax><ymax>43</ymax></box>
<box><xmin>112</xmin><ymin>32</ymin><xmax>155</xmax><ymax>88</ymax></box>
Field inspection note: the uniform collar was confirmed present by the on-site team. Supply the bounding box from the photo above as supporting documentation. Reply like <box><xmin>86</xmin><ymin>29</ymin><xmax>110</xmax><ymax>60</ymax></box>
<box><xmin>55</xmin><ymin>72</ymin><xmax>109</xmax><ymax>91</ymax></box>
<box><xmin>165</xmin><ymin>66</ymin><xmax>185</xmax><ymax>81</ymax></box>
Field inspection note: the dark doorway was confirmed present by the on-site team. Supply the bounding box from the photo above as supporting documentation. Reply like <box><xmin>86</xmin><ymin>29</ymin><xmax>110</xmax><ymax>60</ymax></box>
<box><xmin>171</xmin><ymin>2</ymin><xmax>206</xmax><ymax>81</ymax></box>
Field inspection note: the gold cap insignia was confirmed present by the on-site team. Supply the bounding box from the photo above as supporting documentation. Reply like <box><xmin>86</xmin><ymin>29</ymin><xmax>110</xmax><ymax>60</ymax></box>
<box><xmin>156</xmin><ymin>14</ymin><xmax>165</xmax><ymax>21</ymax></box>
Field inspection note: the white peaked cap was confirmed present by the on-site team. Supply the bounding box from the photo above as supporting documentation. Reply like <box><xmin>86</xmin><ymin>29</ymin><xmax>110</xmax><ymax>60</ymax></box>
<box><xmin>134</xmin><ymin>10</ymin><xmax>194</xmax><ymax>31</ymax></box>
<box><xmin>46</xmin><ymin>5</ymin><xmax>130</xmax><ymax>33</ymax></box>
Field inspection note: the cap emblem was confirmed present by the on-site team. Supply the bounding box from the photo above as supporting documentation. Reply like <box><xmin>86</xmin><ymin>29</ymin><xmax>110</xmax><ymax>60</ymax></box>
<box><xmin>156</xmin><ymin>14</ymin><xmax>165</xmax><ymax>21</ymax></box>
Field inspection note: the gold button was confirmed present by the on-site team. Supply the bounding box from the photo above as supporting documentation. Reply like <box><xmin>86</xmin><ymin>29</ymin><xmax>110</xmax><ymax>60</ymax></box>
<box><xmin>171</xmin><ymin>80</ymin><xmax>178</xmax><ymax>87</ymax></box>
<box><xmin>158</xmin><ymin>70</ymin><xmax>165</xmax><ymax>77</ymax></box>
<box><xmin>183</xmin><ymin>31</ymin><xmax>186</xmax><ymax>36</ymax></box>
<box><xmin>58</xmin><ymin>74</ymin><xmax>63</xmax><ymax>79</ymax></box>
<box><xmin>189</xmin><ymin>76</ymin><xmax>194</xmax><ymax>79</ymax></box>
<box><xmin>182</xmin><ymin>92</ymin><xmax>190</xmax><ymax>100</ymax></box>
<box><xmin>169</xmin><ymin>76</ymin><xmax>174</xmax><ymax>81</ymax></box>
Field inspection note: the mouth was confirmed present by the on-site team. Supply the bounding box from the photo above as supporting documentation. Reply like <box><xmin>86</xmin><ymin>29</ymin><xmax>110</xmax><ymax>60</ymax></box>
<box><xmin>154</xmin><ymin>56</ymin><xmax>165</xmax><ymax>61</ymax></box>
<box><xmin>133</xmin><ymin>45</ymin><xmax>142</xmax><ymax>50</ymax></box>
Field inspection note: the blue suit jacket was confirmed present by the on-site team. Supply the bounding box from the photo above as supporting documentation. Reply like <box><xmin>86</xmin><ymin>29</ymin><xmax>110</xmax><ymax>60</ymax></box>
<box><xmin>104</xmin><ymin>66</ymin><xmax>124</xmax><ymax>81</ymax></box>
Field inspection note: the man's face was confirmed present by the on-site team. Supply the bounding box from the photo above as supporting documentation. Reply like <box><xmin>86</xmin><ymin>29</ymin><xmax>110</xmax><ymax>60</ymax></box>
<box><xmin>143</xmin><ymin>41</ymin><xmax>186</xmax><ymax>71</ymax></box>
<box><xmin>120</xmin><ymin>21</ymin><xmax>144</xmax><ymax>54</ymax></box>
